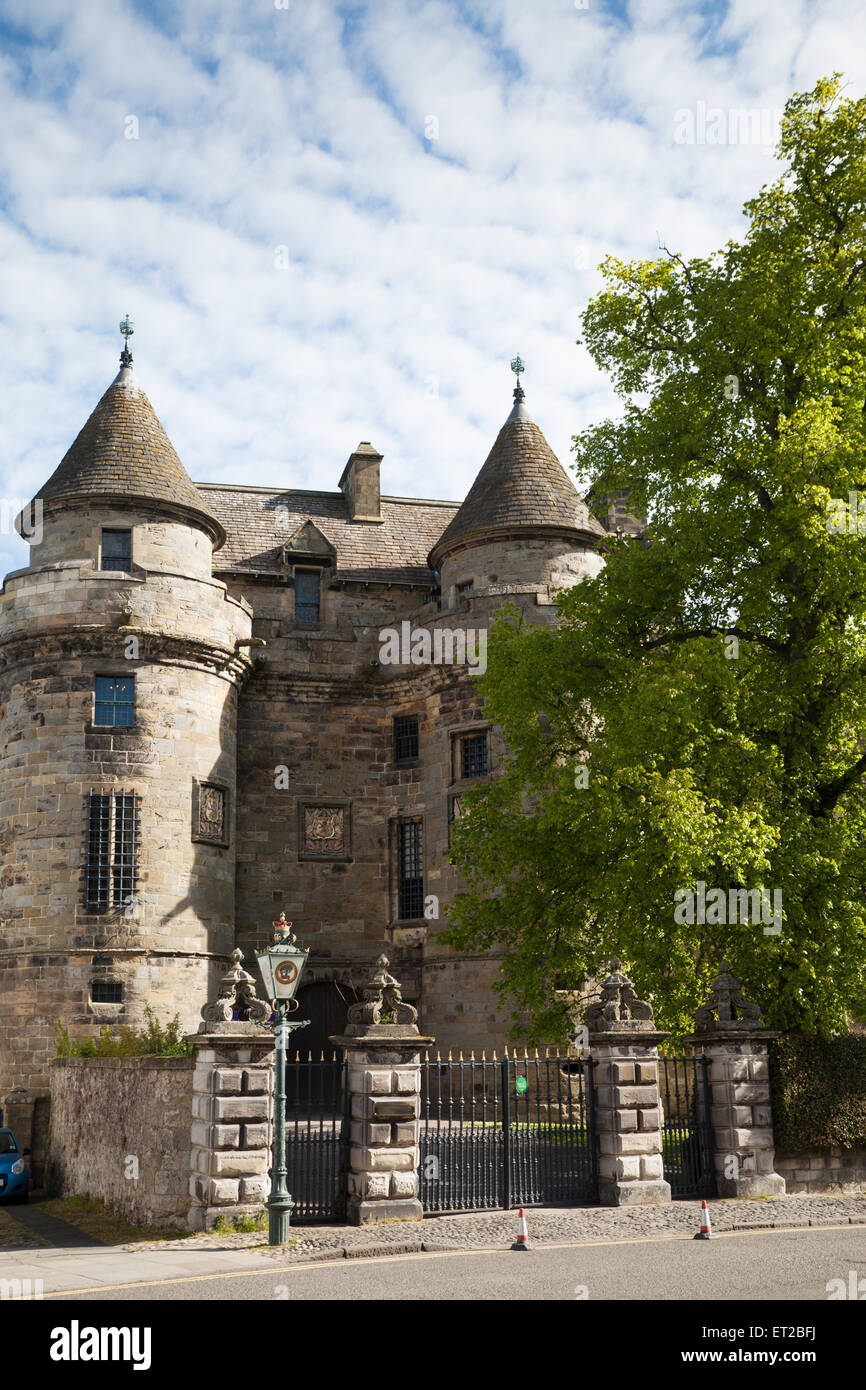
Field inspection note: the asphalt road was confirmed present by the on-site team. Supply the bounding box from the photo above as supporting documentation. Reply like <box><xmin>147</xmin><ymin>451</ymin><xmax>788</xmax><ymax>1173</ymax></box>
<box><xmin>52</xmin><ymin>1225</ymin><xmax>866</xmax><ymax>1301</ymax></box>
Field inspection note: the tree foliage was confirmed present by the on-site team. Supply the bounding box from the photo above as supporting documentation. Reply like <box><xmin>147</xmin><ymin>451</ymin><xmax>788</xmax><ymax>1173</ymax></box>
<box><xmin>442</xmin><ymin>76</ymin><xmax>866</xmax><ymax>1042</ymax></box>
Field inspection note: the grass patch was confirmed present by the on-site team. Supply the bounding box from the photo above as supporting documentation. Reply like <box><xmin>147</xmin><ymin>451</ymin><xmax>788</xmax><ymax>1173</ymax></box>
<box><xmin>35</xmin><ymin>1193</ymin><xmax>192</xmax><ymax>1246</ymax></box>
<box><xmin>212</xmin><ymin>1210</ymin><xmax>271</xmax><ymax>1235</ymax></box>
<box><xmin>55</xmin><ymin>1006</ymin><xmax>193</xmax><ymax>1058</ymax></box>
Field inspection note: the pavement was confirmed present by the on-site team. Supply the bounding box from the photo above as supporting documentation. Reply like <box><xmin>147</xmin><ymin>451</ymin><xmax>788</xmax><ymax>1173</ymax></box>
<box><xmin>1</xmin><ymin>1193</ymin><xmax>865</xmax><ymax>1297</ymax></box>
<box><xmin>47</xmin><ymin>1225</ymin><xmax>866</xmax><ymax>1302</ymax></box>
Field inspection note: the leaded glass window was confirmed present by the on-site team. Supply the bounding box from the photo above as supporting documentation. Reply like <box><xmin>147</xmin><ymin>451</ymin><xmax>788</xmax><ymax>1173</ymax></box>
<box><xmin>394</xmin><ymin>715</ymin><xmax>419</xmax><ymax>762</ymax></box>
<box><xmin>398</xmin><ymin>820</ymin><xmax>424</xmax><ymax>919</ymax></box>
<box><xmin>94</xmin><ymin>675</ymin><xmax>135</xmax><ymax>727</ymax></box>
<box><xmin>461</xmin><ymin>732</ymin><xmax>488</xmax><ymax>779</ymax></box>
<box><xmin>101</xmin><ymin>529</ymin><xmax>132</xmax><ymax>570</ymax></box>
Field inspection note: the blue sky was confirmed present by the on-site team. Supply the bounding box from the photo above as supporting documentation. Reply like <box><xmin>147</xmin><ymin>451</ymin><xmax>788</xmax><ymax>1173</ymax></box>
<box><xmin>0</xmin><ymin>0</ymin><xmax>862</xmax><ymax>577</ymax></box>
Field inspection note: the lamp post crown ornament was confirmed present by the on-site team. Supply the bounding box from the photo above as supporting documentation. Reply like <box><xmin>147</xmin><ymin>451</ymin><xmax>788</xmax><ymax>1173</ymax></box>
<box><xmin>272</xmin><ymin>911</ymin><xmax>296</xmax><ymax>944</ymax></box>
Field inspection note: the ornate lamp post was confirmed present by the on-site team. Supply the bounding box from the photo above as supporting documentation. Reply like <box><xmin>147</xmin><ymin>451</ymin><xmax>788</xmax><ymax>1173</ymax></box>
<box><xmin>255</xmin><ymin>914</ymin><xmax>310</xmax><ymax>1245</ymax></box>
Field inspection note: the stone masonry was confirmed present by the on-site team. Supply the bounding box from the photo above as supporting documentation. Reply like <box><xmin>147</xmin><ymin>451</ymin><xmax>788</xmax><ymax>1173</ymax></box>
<box><xmin>331</xmin><ymin>955</ymin><xmax>434</xmax><ymax>1223</ymax></box>
<box><xmin>0</xmin><ymin>342</ymin><xmax>626</xmax><ymax>1103</ymax></box>
<box><xmin>688</xmin><ymin>964</ymin><xmax>785</xmax><ymax>1198</ymax></box>
<box><xmin>586</xmin><ymin>961</ymin><xmax>672</xmax><ymax>1206</ymax></box>
<box><xmin>187</xmin><ymin>949</ymin><xmax>275</xmax><ymax>1231</ymax></box>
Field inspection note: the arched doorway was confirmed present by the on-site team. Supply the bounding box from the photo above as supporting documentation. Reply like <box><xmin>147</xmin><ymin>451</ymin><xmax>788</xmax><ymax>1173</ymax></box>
<box><xmin>289</xmin><ymin>981</ymin><xmax>351</xmax><ymax>1059</ymax></box>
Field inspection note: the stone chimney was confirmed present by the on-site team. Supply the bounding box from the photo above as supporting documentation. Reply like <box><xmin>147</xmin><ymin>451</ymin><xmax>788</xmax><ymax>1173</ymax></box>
<box><xmin>339</xmin><ymin>442</ymin><xmax>383</xmax><ymax>522</ymax></box>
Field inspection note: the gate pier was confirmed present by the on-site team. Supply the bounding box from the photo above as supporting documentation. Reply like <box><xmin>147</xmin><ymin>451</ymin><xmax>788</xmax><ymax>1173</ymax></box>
<box><xmin>331</xmin><ymin>954</ymin><xmax>434</xmax><ymax>1225</ymax></box>
<box><xmin>587</xmin><ymin>961</ymin><xmax>672</xmax><ymax>1206</ymax></box>
<box><xmin>687</xmin><ymin>964</ymin><xmax>785</xmax><ymax>1199</ymax></box>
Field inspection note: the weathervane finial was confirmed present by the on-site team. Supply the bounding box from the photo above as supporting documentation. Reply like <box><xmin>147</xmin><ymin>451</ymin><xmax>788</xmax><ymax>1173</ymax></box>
<box><xmin>510</xmin><ymin>354</ymin><xmax>525</xmax><ymax>403</ymax></box>
<box><xmin>119</xmin><ymin>314</ymin><xmax>134</xmax><ymax>368</ymax></box>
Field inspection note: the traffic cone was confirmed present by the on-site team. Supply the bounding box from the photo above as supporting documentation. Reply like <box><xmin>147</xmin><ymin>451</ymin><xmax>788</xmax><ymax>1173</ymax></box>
<box><xmin>693</xmin><ymin>1199</ymin><xmax>716</xmax><ymax>1240</ymax></box>
<box><xmin>511</xmin><ymin>1207</ymin><xmax>532</xmax><ymax>1250</ymax></box>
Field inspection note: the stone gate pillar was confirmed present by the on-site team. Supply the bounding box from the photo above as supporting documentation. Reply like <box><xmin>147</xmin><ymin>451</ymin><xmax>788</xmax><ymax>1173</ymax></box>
<box><xmin>187</xmin><ymin>949</ymin><xmax>276</xmax><ymax>1231</ymax></box>
<box><xmin>587</xmin><ymin>961</ymin><xmax>672</xmax><ymax>1206</ymax></box>
<box><xmin>687</xmin><ymin>964</ymin><xmax>785</xmax><ymax>1198</ymax></box>
<box><xmin>331</xmin><ymin>955</ymin><xmax>435</xmax><ymax>1226</ymax></box>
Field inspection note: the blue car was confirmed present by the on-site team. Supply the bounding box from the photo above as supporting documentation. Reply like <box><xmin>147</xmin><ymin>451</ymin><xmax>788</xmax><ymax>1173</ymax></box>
<box><xmin>0</xmin><ymin>1129</ymin><xmax>30</xmax><ymax>1203</ymax></box>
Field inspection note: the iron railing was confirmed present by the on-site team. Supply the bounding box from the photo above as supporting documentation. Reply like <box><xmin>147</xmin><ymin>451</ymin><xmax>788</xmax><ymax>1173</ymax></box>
<box><xmin>659</xmin><ymin>1054</ymin><xmax>715</xmax><ymax>1198</ymax></box>
<box><xmin>283</xmin><ymin>1052</ymin><xmax>349</xmax><ymax>1221</ymax></box>
<box><xmin>419</xmin><ymin>1050</ymin><xmax>598</xmax><ymax>1213</ymax></box>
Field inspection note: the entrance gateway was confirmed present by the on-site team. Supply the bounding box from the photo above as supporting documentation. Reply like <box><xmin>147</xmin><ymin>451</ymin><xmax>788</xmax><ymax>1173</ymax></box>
<box><xmin>279</xmin><ymin>1047</ymin><xmax>715</xmax><ymax>1220</ymax></box>
<box><xmin>418</xmin><ymin>1051</ymin><xmax>598</xmax><ymax>1212</ymax></box>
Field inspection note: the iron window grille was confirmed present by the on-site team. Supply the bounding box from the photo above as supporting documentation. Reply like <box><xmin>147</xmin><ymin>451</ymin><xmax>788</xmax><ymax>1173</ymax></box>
<box><xmin>101</xmin><ymin>529</ymin><xmax>132</xmax><ymax>570</ymax></box>
<box><xmin>85</xmin><ymin>789</ymin><xmax>140</xmax><ymax>909</ymax></box>
<box><xmin>394</xmin><ymin>715</ymin><xmax>419</xmax><ymax>762</ymax></box>
<box><xmin>398</xmin><ymin>819</ymin><xmax>424</xmax><ymax>919</ymax></box>
<box><xmin>91</xmin><ymin>980</ymin><xmax>123</xmax><ymax>1003</ymax></box>
<box><xmin>461</xmin><ymin>732</ymin><xmax>488</xmax><ymax>778</ymax></box>
<box><xmin>94</xmin><ymin>675</ymin><xmax>135</xmax><ymax>727</ymax></box>
<box><xmin>294</xmin><ymin>570</ymin><xmax>321</xmax><ymax>623</ymax></box>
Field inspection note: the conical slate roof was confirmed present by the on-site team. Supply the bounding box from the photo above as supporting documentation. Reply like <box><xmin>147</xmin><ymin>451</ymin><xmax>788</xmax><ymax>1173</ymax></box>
<box><xmin>31</xmin><ymin>357</ymin><xmax>225</xmax><ymax>547</ymax></box>
<box><xmin>429</xmin><ymin>388</ymin><xmax>604</xmax><ymax>567</ymax></box>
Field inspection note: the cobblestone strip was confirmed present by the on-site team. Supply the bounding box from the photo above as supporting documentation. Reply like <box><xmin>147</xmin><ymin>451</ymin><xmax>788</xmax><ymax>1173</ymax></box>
<box><xmin>102</xmin><ymin>1194</ymin><xmax>866</xmax><ymax>1261</ymax></box>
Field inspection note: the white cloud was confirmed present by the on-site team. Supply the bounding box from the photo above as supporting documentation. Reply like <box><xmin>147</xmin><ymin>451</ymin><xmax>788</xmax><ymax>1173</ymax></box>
<box><xmin>0</xmin><ymin>0</ymin><xmax>861</xmax><ymax>577</ymax></box>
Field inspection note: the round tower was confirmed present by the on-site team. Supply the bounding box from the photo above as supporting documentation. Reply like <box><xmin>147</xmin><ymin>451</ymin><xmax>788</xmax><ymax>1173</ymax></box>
<box><xmin>428</xmin><ymin>369</ymin><xmax>606</xmax><ymax>605</ymax></box>
<box><xmin>0</xmin><ymin>333</ymin><xmax>253</xmax><ymax>1099</ymax></box>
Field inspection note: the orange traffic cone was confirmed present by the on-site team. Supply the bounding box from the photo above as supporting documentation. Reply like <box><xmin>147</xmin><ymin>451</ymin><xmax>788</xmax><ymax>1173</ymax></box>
<box><xmin>511</xmin><ymin>1207</ymin><xmax>532</xmax><ymax>1250</ymax></box>
<box><xmin>693</xmin><ymin>1199</ymin><xmax>716</xmax><ymax>1240</ymax></box>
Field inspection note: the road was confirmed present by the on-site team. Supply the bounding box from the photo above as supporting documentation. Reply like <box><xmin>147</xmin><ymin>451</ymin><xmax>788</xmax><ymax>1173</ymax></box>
<box><xmin>36</xmin><ymin>1224</ymin><xmax>866</xmax><ymax>1301</ymax></box>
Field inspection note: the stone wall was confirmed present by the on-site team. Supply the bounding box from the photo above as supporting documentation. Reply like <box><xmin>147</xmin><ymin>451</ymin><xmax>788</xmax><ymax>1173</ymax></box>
<box><xmin>48</xmin><ymin>1056</ymin><xmax>194</xmax><ymax>1227</ymax></box>
<box><xmin>775</xmin><ymin>1150</ymin><xmax>866</xmax><ymax>1196</ymax></box>
<box><xmin>0</xmin><ymin>503</ymin><xmax>253</xmax><ymax>1099</ymax></box>
<box><xmin>229</xmin><ymin>577</ymin><xmax>533</xmax><ymax>1057</ymax></box>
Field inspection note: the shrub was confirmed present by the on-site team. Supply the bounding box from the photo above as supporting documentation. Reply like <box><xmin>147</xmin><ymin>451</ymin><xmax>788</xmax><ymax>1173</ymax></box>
<box><xmin>769</xmin><ymin>1034</ymin><xmax>866</xmax><ymax>1152</ymax></box>
<box><xmin>55</xmin><ymin>1006</ymin><xmax>193</xmax><ymax>1058</ymax></box>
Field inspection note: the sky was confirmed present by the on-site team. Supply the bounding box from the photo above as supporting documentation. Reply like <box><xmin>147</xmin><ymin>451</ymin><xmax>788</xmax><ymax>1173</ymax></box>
<box><xmin>0</xmin><ymin>0</ymin><xmax>863</xmax><ymax>577</ymax></box>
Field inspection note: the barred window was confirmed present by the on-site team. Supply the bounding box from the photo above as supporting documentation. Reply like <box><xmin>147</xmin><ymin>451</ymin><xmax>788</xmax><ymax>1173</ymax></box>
<box><xmin>294</xmin><ymin>570</ymin><xmax>320</xmax><ymax>623</ymax></box>
<box><xmin>94</xmin><ymin>675</ymin><xmax>135</xmax><ymax>727</ymax></box>
<box><xmin>461</xmin><ymin>732</ymin><xmax>488</xmax><ymax>778</ymax></box>
<box><xmin>101</xmin><ymin>529</ymin><xmax>132</xmax><ymax>570</ymax></box>
<box><xmin>398</xmin><ymin>820</ymin><xmax>424</xmax><ymax>920</ymax></box>
<box><xmin>393</xmin><ymin>715</ymin><xmax>419</xmax><ymax>763</ymax></box>
<box><xmin>91</xmin><ymin>980</ymin><xmax>123</xmax><ymax>1003</ymax></box>
<box><xmin>85</xmin><ymin>790</ymin><xmax>140</xmax><ymax>908</ymax></box>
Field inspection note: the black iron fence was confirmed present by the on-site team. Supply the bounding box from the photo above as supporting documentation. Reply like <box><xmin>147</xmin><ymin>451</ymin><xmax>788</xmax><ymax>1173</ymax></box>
<box><xmin>419</xmin><ymin>1051</ymin><xmax>598</xmax><ymax>1214</ymax></box>
<box><xmin>284</xmin><ymin>1052</ymin><xmax>349</xmax><ymax>1221</ymax></box>
<box><xmin>659</xmin><ymin>1054</ymin><xmax>715</xmax><ymax>1198</ymax></box>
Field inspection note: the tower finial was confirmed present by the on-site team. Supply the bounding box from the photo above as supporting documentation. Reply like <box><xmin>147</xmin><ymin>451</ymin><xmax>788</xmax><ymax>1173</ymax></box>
<box><xmin>510</xmin><ymin>354</ymin><xmax>525</xmax><ymax>403</ymax></box>
<box><xmin>119</xmin><ymin>314</ymin><xmax>134</xmax><ymax>369</ymax></box>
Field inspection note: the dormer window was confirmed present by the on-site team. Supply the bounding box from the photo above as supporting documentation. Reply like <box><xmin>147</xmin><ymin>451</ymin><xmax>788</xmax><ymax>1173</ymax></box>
<box><xmin>294</xmin><ymin>569</ymin><xmax>321</xmax><ymax>624</ymax></box>
<box><xmin>101</xmin><ymin>529</ymin><xmax>132</xmax><ymax>571</ymax></box>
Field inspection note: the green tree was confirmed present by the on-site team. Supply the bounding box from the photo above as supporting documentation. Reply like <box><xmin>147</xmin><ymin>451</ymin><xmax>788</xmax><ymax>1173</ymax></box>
<box><xmin>443</xmin><ymin>75</ymin><xmax>866</xmax><ymax>1042</ymax></box>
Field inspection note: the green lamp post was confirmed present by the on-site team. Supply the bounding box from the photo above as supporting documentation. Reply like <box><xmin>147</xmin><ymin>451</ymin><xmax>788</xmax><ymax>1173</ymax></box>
<box><xmin>255</xmin><ymin>914</ymin><xmax>310</xmax><ymax>1246</ymax></box>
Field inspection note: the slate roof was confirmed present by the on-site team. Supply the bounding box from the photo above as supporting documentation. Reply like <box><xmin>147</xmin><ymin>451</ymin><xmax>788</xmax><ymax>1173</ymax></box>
<box><xmin>33</xmin><ymin>362</ymin><xmax>225</xmax><ymax>545</ymax></box>
<box><xmin>198</xmin><ymin>484</ymin><xmax>459</xmax><ymax>584</ymax></box>
<box><xmin>428</xmin><ymin>393</ymin><xmax>605</xmax><ymax>567</ymax></box>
